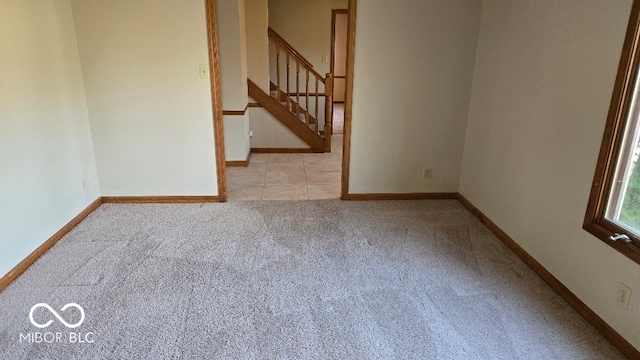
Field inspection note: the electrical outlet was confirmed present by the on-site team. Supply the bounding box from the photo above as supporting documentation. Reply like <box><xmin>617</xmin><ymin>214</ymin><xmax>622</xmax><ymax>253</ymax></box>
<box><xmin>199</xmin><ymin>64</ymin><xmax>209</xmax><ymax>79</ymax></box>
<box><xmin>80</xmin><ymin>177</ymin><xmax>86</xmax><ymax>192</ymax></box>
<box><xmin>616</xmin><ymin>282</ymin><xmax>632</xmax><ymax>310</ymax></box>
<box><xmin>422</xmin><ymin>167</ymin><xmax>432</xmax><ymax>180</ymax></box>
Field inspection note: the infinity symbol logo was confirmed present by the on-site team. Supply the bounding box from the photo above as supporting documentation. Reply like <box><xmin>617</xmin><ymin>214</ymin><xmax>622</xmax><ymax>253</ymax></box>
<box><xmin>29</xmin><ymin>303</ymin><xmax>85</xmax><ymax>329</ymax></box>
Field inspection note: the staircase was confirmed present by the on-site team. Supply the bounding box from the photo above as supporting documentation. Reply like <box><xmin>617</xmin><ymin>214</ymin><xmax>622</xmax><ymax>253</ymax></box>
<box><xmin>248</xmin><ymin>27</ymin><xmax>333</xmax><ymax>153</ymax></box>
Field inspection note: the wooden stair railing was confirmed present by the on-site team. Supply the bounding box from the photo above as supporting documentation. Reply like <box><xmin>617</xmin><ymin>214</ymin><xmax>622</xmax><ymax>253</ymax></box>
<box><xmin>248</xmin><ymin>79</ymin><xmax>325</xmax><ymax>152</ymax></box>
<box><xmin>268</xmin><ymin>27</ymin><xmax>332</xmax><ymax>152</ymax></box>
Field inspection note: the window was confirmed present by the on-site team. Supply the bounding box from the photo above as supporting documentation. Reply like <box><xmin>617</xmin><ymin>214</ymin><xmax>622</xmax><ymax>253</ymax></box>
<box><xmin>584</xmin><ymin>0</ymin><xmax>640</xmax><ymax>264</ymax></box>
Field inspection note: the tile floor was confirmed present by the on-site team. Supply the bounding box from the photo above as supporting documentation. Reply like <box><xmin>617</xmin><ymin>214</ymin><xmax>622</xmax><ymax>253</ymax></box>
<box><xmin>227</xmin><ymin>135</ymin><xmax>343</xmax><ymax>201</ymax></box>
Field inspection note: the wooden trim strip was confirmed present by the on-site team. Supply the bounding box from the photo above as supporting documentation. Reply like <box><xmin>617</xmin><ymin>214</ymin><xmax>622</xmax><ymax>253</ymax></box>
<box><xmin>341</xmin><ymin>0</ymin><xmax>357</xmax><ymax>199</ymax></box>
<box><xmin>251</xmin><ymin>147</ymin><xmax>314</xmax><ymax>153</ymax></box>
<box><xmin>205</xmin><ymin>0</ymin><xmax>227</xmax><ymax>202</ymax></box>
<box><xmin>225</xmin><ymin>160</ymin><xmax>248</xmax><ymax>167</ymax></box>
<box><xmin>222</xmin><ymin>110</ymin><xmax>245</xmax><ymax>116</ymax></box>
<box><xmin>247</xmin><ymin>102</ymin><xmax>261</xmax><ymax>108</ymax></box>
<box><xmin>0</xmin><ymin>197</ymin><xmax>103</xmax><ymax>293</ymax></box>
<box><xmin>222</xmin><ymin>103</ymin><xmax>250</xmax><ymax>116</ymax></box>
<box><xmin>102</xmin><ymin>196</ymin><xmax>222</xmax><ymax>203</ymax></box>
<box><xmin>226</xmin><ymin>152</ymin><xmax>251</xmax><ymax>167</ymax></box>
<box><xmin>345</xmin><ymin>193</ymin><xmax>458</xmax><ymax>201</ymax></box>
<box><xmin>457</xmin><ymin>194</ymin><xmax>640</xmax><ymax>359</ymax></box>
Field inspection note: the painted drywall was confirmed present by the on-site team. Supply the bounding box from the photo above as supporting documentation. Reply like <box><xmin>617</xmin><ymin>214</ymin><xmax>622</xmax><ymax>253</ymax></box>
<box><xmin>245</xmin><ymin>0</ymin><xmax>270</xmax><ymax>92</ymax></box>
<box><xmin>332</xmin><ymin>12</ymin><xmax>348</xmax><ymax>102</ymax></box>
<box><xmin>246</xmin><ymin>0</ymin><xmax>321</xmax><ymax>148</ymax></box>
<box><xmin>249</xmin><ymin>108</ymin><xmax>310</xmax><ymax>149</ymax></box>
<box><xmin>459</xmin><ymin>0</ymin><xmax>640</xmax><ymax>348</ymax></box>
<box><xmin>71</xmin><ymin>0</ymin><xmax>218</xmax><ymax>196</ymax></box>
<box><xmin>349</xmin><ymin>0</ymin><xmax>482</xmax><ymax>193</ymax></box>
<box><xmin>217</xmin><ymin>0</ymin><xmax>251</xmax><ymax>161</ymax></box>
<box><xmin>244</xmin><ymin>0</ymin><xmax>307</xmax><ymax>149</ymax></box>
<box><xmin>0</xmin><ymin>0</ymin><xmax>100</xmax><ymax>277</ymax></box>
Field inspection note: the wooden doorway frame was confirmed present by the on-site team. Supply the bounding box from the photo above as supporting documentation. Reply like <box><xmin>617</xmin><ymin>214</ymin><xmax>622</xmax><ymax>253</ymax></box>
<box><xmin>341</xmin><ymin>0</ymin><xmax>356</xmax><ymax>199</ymax></box>
<box><xmin>205</xmin><ymin>0</ymin><xmax>356</xmax><ymax>201</ymax></box>
<box><xmin>205</xmin><ymin>0</ymin><xmax>227</xmax><ymax>202</ymax></box>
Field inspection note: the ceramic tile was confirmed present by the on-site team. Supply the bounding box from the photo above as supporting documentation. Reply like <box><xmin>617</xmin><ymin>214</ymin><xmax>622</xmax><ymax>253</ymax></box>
<box><xmin>304</xmin><ymin>161</ymin><xmax>341</xmax><ymax>172</ymax></box>
<box><xmin>265</xmin><ymin>170</ymin><xmax>307</xmax><ymax>185</ymax></box>
<box><xmin>227</xmin><ymin>185</ymin><xmax>263</xmax><ymax>201</ymax></box>
<box><xmin>227</xmin><ymin>170</ymin><xmax>265</xmax><ymax>186</ymax></box>
<box><xmin>267</xmin><ymin>161</ymin><xmax>305</xmax><ymax>171</ymax></box>
<box><xmin>262</xmin><ymin>184</ymin><xmax>308</xmax><ymax>200</ymax></box>
<box><xmin>308</xmin><ymin>184</ymin><xmax>341</xmax><ymax>200</ymax></box>
<box><xmin>306</xmin><ymin>171</ymin><xmax>341</xmax><ymax>185</ymax></box>
<box><xmin>226</xmin><ymin>136</ymin><xmax>344</xmax><ymax>201</ymax></box>
<box><xmin>268</xmin><ymin>153</ymin><xmax>304</xmax><ymax>163</ymax></box>
<box><xmin>249</xmin><ymin>153</ymin><xmax>269</xmax><ymax>163</ymax></box>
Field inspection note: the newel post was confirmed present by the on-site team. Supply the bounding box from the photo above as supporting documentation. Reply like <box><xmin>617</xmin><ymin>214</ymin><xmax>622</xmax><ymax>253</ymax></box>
<box><xmin>324</xmin><ymin>73</ymin><xmax>334</xmax><ymax>152</ymax></box>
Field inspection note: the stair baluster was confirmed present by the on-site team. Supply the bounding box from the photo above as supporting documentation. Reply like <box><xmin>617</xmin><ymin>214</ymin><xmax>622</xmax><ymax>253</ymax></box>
<box><xmin>305</xmin><ymin>69</ymin><xmax>310</xmax><ymax>125</ymax></box>
<box><xmin>324</xmin><ymin>73</ymin><xmax>333</xmax><ymax>151</ymax></box>
<box><xmin>261</xmin><ymin>27</ymin><xmax>334</xmax><ymax>152</ymax></box>
<box><xmin>315</xmin><ymin>77</ymin><xmax>319</xmax><ymax>125</ymax></box>
<box><xmin>276</xmin><ymin>44</ymin><xmax>281</xmax><ymax>100</ymax></box>
<box><xmin>286</xmin><ymin>52</ymin><xmax>291</xmax><ymax>110</ymax></box>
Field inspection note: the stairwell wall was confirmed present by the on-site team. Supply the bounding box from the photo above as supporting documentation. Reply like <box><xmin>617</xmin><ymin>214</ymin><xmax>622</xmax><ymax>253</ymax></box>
<box><xmin>218</xmin><ymin>0</ymin><xmax>251</xmax><ymax>161</ymax></box>
<box><xmin>244</xmin><ymin>0</ymin><xmax>309</xmax><ymax>149</ymax></box>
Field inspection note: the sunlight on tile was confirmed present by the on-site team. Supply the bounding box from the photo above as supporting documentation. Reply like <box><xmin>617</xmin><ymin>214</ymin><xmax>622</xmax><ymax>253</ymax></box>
<box><xmin>227</xmin><ymin>134</ymin><xmax>343</xmax><ymax>201</ymax></box>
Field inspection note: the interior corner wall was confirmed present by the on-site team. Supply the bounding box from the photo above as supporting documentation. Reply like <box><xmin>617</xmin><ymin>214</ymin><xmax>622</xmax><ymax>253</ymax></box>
<box><xmin>217</xmin><ymin>0</ymin><xmax>251</xmax><ymax>161</ymax></box>
<box><xmin>244</xmin><ymin>0</ymin><xmax>270</xmax><ymax>93</ymax></box>
<box><xmin>248</xmin><ymin>108</ymin><xmax>310</xmax><ymax>149</ymax></box>
<box><xmin>242</xmin><ymin>0</ymin><xmax>310</xmax><ymax>150</ymax></box>
<box><xmin>0</xmin><ymin>0</ymin><xmax>101</xmax><ymax>277</ymax></box>
<box><xmin>459</xmin><ymin>0</ymin><xmax>640</xmax><ymax>349</ymax></box>
<box><xmin>348</xmin><ymin>0</ymin><xmax>482</xmax><ymax>194</ymax></box>
<box><xmin>70</xmin><ymin>0</ymin><xmax>218</xmax><ymax>196</ymax></box>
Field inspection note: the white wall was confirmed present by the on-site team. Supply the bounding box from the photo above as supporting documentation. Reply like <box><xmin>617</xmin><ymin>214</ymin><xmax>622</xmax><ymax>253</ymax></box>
<box><xmin>249</xmin><ymin>108</ymin><xmax>310</xmax><ymax>149</ymax></box>
<box><xmin>71</xmin><ymin>0</ymin><xmax>218</xmax><ymax>196</ymax></box>
<box><xmin>349</xmin><ymin>0</ymin><xmax>482</xmax><ymax>194</ymax></box>
<box><xmin>217</xmin><ymin>0</ymin><xmax>251</xmax><ymax>161</ymax></box>
<box><xmin>0</xmin><ymin>0</ymin><xmax>100</xmax><ymax>277</ymax></box>
<box><xmin>245</xmin><ymin>0</ymin><xmax>270</xmax><ymax>92</ymax></box>
<box><xmin>460</xmin><ymin>0</ymin><xmax>640</xmax><ymax>348</ymax></box>
<box><xmin>333</xmin><ymin>12</ymin><xmax>348</xmax><ymax>103</ymax></box>
<box><xmin>243</xmin><ymin>0</ymin><xmax>314</xmax><ymax>149</ymax></box>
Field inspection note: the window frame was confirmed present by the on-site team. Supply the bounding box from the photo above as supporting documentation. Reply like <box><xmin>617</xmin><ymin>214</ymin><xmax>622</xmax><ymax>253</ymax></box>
<box><xmin>584</xmin><ymin>0</ymin><xmax>640</xmax><ymax>265</ymax></box>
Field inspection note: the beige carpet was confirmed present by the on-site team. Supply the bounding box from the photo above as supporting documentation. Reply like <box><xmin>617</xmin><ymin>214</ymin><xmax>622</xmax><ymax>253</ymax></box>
<box><xmin>0</xmin><ymin>200</ymin><xmax>625</xmax><ymax>359</ymax></box>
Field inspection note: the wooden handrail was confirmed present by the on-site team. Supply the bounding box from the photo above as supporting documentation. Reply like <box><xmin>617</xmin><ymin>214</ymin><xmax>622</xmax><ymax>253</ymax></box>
<box><xmin>269</xmin><ymin>27</ymin><xmax>325</xmax><ymax>83</ymax></box>
<box><xmin>266</xmin><ymin>27</ymin><xmax>333</xmax><ymax>151</ymax></box>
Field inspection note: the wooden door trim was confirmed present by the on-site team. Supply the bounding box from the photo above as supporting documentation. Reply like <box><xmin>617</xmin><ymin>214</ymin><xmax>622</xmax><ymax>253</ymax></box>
<box><xmin>341</xmin><ymin>0</ymin><xmax>356</xmax><ymax>199</ymax></box>
<box><xmin>205</xmin><ymin>0</ymin><xmax>227</xmax><ymax>201</ymax></box>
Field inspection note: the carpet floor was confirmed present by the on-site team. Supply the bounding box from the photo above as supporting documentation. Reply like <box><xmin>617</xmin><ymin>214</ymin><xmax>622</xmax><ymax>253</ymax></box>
<box><xmin>0</xmin><ymin>200</ymin><xmax>625</xmax><ymax>359</ymax></box>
